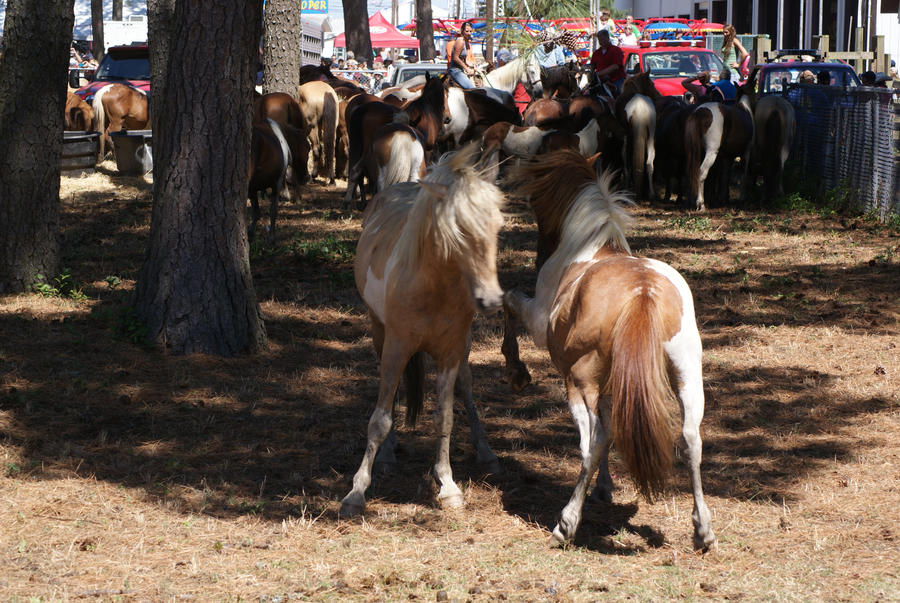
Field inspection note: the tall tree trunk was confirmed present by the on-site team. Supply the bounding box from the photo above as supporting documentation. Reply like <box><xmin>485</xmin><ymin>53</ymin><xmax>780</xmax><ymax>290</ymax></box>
<box><xmin>91</xmin><ymin>0</ymin><xmax>104</xmax><ymax>62</ymax></box>
<box><xmin>0</xmin><ymin>0</ymin><xmax>74</xmax><ymax>294</ymax></box>
<box><xmin>263</xmin><ymin>0</ymin><xmax>302</xmax><ymax>95</ymax></box>
<box><xmin>485</xmin><ymin>0</ymin><xmax>494</xmax><ymax>64</ymax></box>
<box><xmin>342</xmin><ymin>0</ymin><xmax>373</xmax><ymax>68</ymax></box>
<box><xmin>133</xmin><ymin>0</ymin><xmax>267</xmax><ymax>356</ymax></box>
<box><xmin>415</xmin><ymin>0</ymin><xmax>435</xmax><ymax>61</ymax></box>
<box><xmin>112</xmin><ymin>0</ymin><xmax>123</xmax><ymax>21</ymax></box>
<box><xmin>147</xmin><ymin>0</ymin><xmax>175</xmax><ymax>137</ymax></box>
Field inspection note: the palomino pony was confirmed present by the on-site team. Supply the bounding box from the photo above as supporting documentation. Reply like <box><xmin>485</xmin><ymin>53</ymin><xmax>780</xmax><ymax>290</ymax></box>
<box><xmin>340</xmin><ymin>145</ymin><xmax>506</xmax><ymax>517</ymax></box>
<box><xmin>684</xmin><ymin>100</ymin><xmax>754</xmax><ymax>210</ymax></box>
<box><xmin>501</xmin><ymin>151</ymin><xmax>716</xmax><ymax>551</ymax></box>
<box><xmin>297</xmin><ymin>81</ymin><xmax>339</xmax><ymax>184</ymax></box>
<box><xmin>615</xmin><ymin>71</ymin><xmax>659</xmax><ymax>201</ymax></box>
<box><xmin>65</xmin><ymin>92</ymin><xmax>94</xmax><ymax>131</ymax></box>
<box><xmin>92</xmin><ymin>83</ymin><xmax>149</xmax><ymax>157</ymax></box>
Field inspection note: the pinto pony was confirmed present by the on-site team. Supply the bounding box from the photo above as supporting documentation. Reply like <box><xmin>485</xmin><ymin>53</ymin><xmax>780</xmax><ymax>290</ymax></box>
<box><xmin>371</xmin><ymin>123</ymin><xmax>427</xmax><ymax>191</ymax></box>
<box><xmin>684</xmin><ymin>101</ymin><xmax>754</xmax><ymax>210</ymax></box>
<box><xmin>339</xmin><ymin>145</ymin><xmax>506</xmax><ymax>517</ymax></box>
<box><xmin>92</xmin><ymin>83</ymin><xmax>149</xmax><ymax>157</ymax></box>
<box><xmin>297</xmin><ymin>81</ymin><xmax>339</xmax><ymax>184</ymax></box>
<box><xmin>500</xmin><ymin>150</ymin><xmax>717</xmax><ymax>551</ymax></box>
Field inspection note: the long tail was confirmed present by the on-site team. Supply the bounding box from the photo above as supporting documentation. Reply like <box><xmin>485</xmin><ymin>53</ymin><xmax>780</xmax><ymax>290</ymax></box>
<box><xmin>92</xmin><ymin>85</ymin><xmax>110</xmax><ymax>156</ymax></box>
<box><xmin>684</xmin><ymin>111</ymin><xmax>704</xmax><ymax>202</ymax></box>
<box><xmin>609</xmin><ymin>293</ymin><xmax>677</xmax><ymax>502</ymax></box>
<box><xmin>321</xmin><ymin>91</ymin><xmax>338</xmax><ymax>183</ymax></box>
<box><xmin>378</xmin><ymin>131</ymin><xmax>424</xmax><ymax>191</ymax></box>
<box><xmin>404</xmin><ymin>352</ymin><xmax>425</xmax><ymax>427</ymax></box>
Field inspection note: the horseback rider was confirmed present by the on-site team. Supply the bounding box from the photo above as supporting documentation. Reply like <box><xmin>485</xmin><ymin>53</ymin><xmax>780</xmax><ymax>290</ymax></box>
<box><xmin>590</xmin><ymin>29</ymin><xmax>625</xmax><ymax>95</ymax></box>
<box><xmin>448</xmin><ymin>20</ymin><xmax>478</xmax><ymax>89</ymax></box>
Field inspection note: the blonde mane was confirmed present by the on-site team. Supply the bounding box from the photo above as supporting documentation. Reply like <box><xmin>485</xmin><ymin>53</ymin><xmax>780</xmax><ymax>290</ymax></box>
<box><xmin>393</xmin><ymin>144</ymin><xmax>506</xmax><ymax>272</ymax></box>
<box><xmin>484</xmin><ymin>54</ymin><xmax>537</xmax><ymax>92</ymax></box>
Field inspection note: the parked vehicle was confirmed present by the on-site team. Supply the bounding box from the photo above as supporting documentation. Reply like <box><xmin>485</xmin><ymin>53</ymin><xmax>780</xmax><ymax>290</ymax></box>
<box><xmin>753</xmin><ymin>50</ymin><xmax>860</xmax><ymax>96</ymax></box>
<box><xmin>621</xmin><ymin>43</ymin><xmax>726</xmax><ymax>96</ymax></box>
<box><xmin>74</xmin><ymin>45</ymin><xmax>150</xmax><ymax>102</ymax></box>
<box><xmin>381</xmin><ymin>62</ymin><xmax>447</xmax><ymax>90</ymax></box>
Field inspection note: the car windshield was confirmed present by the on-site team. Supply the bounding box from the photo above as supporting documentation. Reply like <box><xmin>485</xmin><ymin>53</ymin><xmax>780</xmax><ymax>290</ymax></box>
<box><xmin>761</xmin><ymin>66</ymin><xmax>859</xmax><ymax>93</ymax></box>
<box><xmin>95</xmin><ymin>56</ymin><xmax>150</xmax><ymax>81</ymax></box>
<box><xmin>398</xmin><ymin>68</ymin><xmax>443</xmax><ymax>83</ymax></box>
<box><xmin>642</xmin><ymin>51</ymin><xmax>724</xmax><ymax>78</ymax></box>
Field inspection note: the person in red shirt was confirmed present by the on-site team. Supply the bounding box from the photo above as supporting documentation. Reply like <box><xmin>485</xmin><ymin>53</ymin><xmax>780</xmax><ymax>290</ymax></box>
<box><xmin>590</xmin><ymin>29</ymin><xmax>625</xmax><ymax>94</ymax></box>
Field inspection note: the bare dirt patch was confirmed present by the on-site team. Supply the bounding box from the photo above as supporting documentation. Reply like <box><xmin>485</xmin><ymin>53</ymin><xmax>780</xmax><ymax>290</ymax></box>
<box><xmin>1</xmin><ymin>165</ymin><xmax>898</xmax><ymax>601</ymax></box>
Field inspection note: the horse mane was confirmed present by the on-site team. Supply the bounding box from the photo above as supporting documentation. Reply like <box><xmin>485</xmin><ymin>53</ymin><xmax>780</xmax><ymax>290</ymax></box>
<box><xmin>485</xmin><ymin>55</ymin><xmax>529</xmax><ymax>90</ymax></box>
<box><xmin>394</xmin><ymin>143</ymin><xmax>506</xmax><ymax>270</ymax></box>
<box><xmin>510</xmin><ymin>149</ymin><xmax>632</xmax><ymax>263</ymax></box>
<box><xmin>622</xmin><ymin>70</ymin><xmax>662</xmax><ymax>100</ymax></box>
<box><xmin>405</xmin><ymin>75</ymin><xmax>445</xmax><ymax>127</ymax></box>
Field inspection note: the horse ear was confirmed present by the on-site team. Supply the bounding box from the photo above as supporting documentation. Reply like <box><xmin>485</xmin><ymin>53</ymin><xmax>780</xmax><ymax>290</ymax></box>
<box><xmin>418</xmin><ymin>180</ymin><xmax>450</xmax><ymax>199</ymax></box>
<box><xmin>587</xmin><ymin>152</ymin><xmax>603</xmax><ymax>173</ymax></box>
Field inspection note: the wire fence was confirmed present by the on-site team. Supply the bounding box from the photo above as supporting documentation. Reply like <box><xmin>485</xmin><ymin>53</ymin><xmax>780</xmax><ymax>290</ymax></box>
<box><xmin>782</xmin><ymin>83</ymin><xmax>898</xmax><ymax>219</ymax></box>
<box><xmin>332</xmin><ymin>69</ymin><xmax>388</xmax><ymax>94</ymax></box>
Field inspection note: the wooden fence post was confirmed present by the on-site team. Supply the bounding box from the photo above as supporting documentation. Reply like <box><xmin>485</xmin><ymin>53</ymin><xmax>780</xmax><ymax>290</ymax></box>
<box><xmin>754</xmin><ymin>35</ymin><xmax>771</xmax><ymax>65</ymax></box>
<box><xmin>873</xmin><ymin>35</ymin><xmax>885</xmax><ymax>73</ymax></box>
<box><xmin>854</xmin><ymin>27</ymin><xmax>865</xmax><ymax>73</ymax></box>
<box><xmin>815</xmin><ymin>34</ymin><xmax>830</xmax><ymax>58</ymax></box>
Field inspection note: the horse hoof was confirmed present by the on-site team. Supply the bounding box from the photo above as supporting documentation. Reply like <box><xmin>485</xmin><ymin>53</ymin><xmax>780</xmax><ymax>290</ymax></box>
<box><xmin>590</xmin><ymin>487</ymin><xmax>613</xmax><ymax>504</ymax></box>
<box><xmin>549</xmin><ymin>526</ymin><xmax>569</xmax><ymax>547</ymax></box>
<box><xmin>439</xmin><ymin>493</ymin><xmax>465</xmax><ymax>510</ymax></box>
<box><xmin>506</xmin><ymin>364</ymin><xmax>531</xmax><ymax>393</ymax></box>
<box><xmin>480</xmin><ymin>458</ymin><xmax>502</xmax><ymax>476</ymax></box>
<box><xmin>693</xmin><ymin>531</ymin><xmax>718</xmax><ymax>553</ymax></box>
<box><xmin>339</xmin><ymin>493</ymin><xmax>365</xmax><ymax>518</ymax></box>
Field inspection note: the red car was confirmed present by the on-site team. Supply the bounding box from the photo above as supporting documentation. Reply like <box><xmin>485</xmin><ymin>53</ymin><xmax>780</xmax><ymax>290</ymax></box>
<box><xmin>620</xmin><ymin>43</ymin><xmax>726</xmax><ymax>97</ymax></box>
<box><xmin>74</xmin><ymin>45</ymin><xmax>150</xmax><ymax>103</ymax></box>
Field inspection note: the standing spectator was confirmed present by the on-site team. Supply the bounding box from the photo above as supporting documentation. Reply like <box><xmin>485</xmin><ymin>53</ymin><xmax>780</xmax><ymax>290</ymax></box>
<box><xmin>618</xmin><ymin>15</ymin><xmax>639</xmax><ymax>47</ymax></box>
<box><xmin>447</xmin><ymin>20</ymin><xmax>477</xmax><ymax>89</ymax></box>
<box><xmin>383</xmin><ymin>58</ymin><xmax>395</xmax><ymax>83</ymax></box>
<box><xmin>590</xmin><ymin>29</ymin><xmax>625</xmax><ymax>94</ymax></box>
<box><xmin>535</xmin><ymin>28</ymin><xmax>566</xmax><ymax>68</ymax></box>
<box><xmin>720</xmin><ymin>24</ymin><xmax>749</xmax><ymax>80</ymax></box>
<box><xmin>597</xmin><ymin>10</ymin><xmax>617</xmax><ymax>45</ymax></box>
<box><xmin>337</xmin><ymin>58</ymin><xmax>345</xmax><ymax>70</ymax></box>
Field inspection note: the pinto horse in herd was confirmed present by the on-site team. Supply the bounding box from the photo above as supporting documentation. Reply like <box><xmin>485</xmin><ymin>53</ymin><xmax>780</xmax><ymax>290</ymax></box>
<box><xmin>501</xmin><ymin>150</ymin><xmax>717</xmax><ymax>551</ymax></box>
<box><xmin>91</xmin><ymin>83</ymin><xmax>149</xmax><ymax>157</ymax></box>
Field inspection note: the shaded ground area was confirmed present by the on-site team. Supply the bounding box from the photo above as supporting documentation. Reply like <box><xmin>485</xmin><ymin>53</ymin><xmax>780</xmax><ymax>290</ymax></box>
<box><xmin>1</xmin><ymin>167</ymin><xmax>898</xmax><ymax>600</ymax></box>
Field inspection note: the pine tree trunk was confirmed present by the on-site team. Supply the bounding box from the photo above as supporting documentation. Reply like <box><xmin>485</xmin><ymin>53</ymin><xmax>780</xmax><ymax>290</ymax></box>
<box><xmin>147</xmin><ymin>0</ymin><xmax>175</xmax><ymax>139</ymax></box>
<box><xmin>112</xmin><ymin>0</ymin><xmax>123</xmax><ymax>21</ymax></box>
<box><xmin>133</xmin><ymin>0</ymin><xmax>267</xmax><ymax>356</ymax></box>
<box><xmin>0</xmin><ymin>0</ymin><xmax>74</xmax><ymax>294</ymax></box>
<box><xmin>485</xmin><ymin>0</ymin><xmax>494</xmax><ymax>64</ymax></box>
<box><xmin>263</xmin><ymin>0</ymin><xmax>302</xmax><ymax>95</ymax></box>
<box><xmin>342</xmin><ymin>0</ymin><xmax>373</xmax><ymax>68</ymax></box>
<box><xmin>416</xmin><ymin>0</ymin><xmax>435</xmax><ymax>61</ymax></box>
<box><xmin>91</xmin><ymin>0</ymin><xmax>105</xmax><ymax>62</ymax></box>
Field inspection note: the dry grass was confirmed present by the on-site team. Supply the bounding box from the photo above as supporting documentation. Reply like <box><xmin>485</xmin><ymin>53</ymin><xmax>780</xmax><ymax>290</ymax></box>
<box><xmin>1</xmin><ymin>166</ymin><xmax>898</xmax><ymax>601</ymax></box>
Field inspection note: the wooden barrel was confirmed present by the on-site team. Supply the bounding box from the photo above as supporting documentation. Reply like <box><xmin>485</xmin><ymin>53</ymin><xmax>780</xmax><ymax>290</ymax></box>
<box><xmin>61</xmin><ymin>131</ymin><xmax>100</xmax><ymax>174</ymax></box>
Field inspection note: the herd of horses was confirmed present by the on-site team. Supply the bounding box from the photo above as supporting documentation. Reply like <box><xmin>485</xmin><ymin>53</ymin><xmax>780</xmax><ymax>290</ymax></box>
<box><xmin>63</xmin><ymin>61</ymin><xmax>802</xmax><ymax>549</ymax></box>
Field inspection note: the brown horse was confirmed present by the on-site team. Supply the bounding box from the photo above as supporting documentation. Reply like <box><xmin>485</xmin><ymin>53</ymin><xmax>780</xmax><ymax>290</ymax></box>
<box><xmin>253</xmin><ymin>92</ymin><xmax>312</xmax><ymax>199</ymax></box>
<box><xmin>684</xmin><ymin>101</ymin><xmax>754</xmax><ymax>210</ymax></box>
<box><xmin>297</xmin><ymin>81</ymin><xmax>339</xmax><ymax>184</ymax></box>
<box><xmin>247</xmin><ymin>118</ymin><xmax>310</xmax><ymax>242</ymax></box>
<box><xmin>736</xmin><ymin>78</ymin><xmax>796</xmax><ymax>201</ymax></box>
<box><xmin>399</xmin><ymin>75</ymin><xmax>449</xmax><ymax>161</ymax></box>
<box><xmin>92</xmin><ymin>83</ymin><xmax>150</xmax><ymax>157</ymax></box>
<box><xmin>501</xmin><ymin>150</ymin><xmax>716</xmax><ymax>551</ymax></box>
<box><xmin>338</xmin><ymin>93</ymin><xmax>382</xmax><ymax>178</ymax></box>
<box><xmin>654</xmin><ymin>97</ymin><xmax>694</xmax><ymax>203</ymax></box>
<box><xmin>343</xmin><ymin>100</ymin><xmax>403</xmax><ymax>209</ymax></box>
<box><xmin>522</xmin><ymin>98</ymin><xmax>567</xmax><ymax>126</ymax></box>
<box><xmin>65</xmin><ymin>92</ymin><xmax>94</xmax><ymax>131</ymax></box>
<box><xmin>443</xmin><ymin>87</ymin><xmax>523</xmax><ymax>147</ymax></box>
<box><xmin>339</xmin><ymin>145</ymin><xmax>506</xmax><ymax>518</ymax></box>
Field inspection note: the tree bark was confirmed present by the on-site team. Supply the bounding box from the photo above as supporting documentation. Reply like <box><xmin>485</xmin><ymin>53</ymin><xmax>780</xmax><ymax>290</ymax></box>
<box><xmin>342</xmin><ymin>0</ymin><xmax>373</xmax><ymax>68</ymax></box>
<box><xmin>415</xmin><ymin>0</ymin><xmax>435</xmax><ymax>61</ymax></box>
<box><xmin>91</xmin><ymin>0</ymin><xmax>104</xmax><ymax>62</ymax></box>
<box><xmin>133</xmin><ymin>0</ymin><xmax>267</xmax><ymax>356</ymax></box>
<box><xmin>147</xmin><ymin>0</ymin><xmax>175</xmax><ymax>137</ymax></box>
<box><xmin>263</xmin><ymin>0</ymin><xmax>302</xmax><ymax>95</ymax></box>
<box><xmin>112</xmin><ymin>0</ymin><xmax>123</xmax><ymax>21</ymax></box>
<box><xmin>485</xmin><ymin>0</ymin><xmax>494</xmax><ymax>64</ymax></box>
<box><xmin>0</xmin><ymin>0</ymin><xmax>74</xmax><ymax>294</ymax></box>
